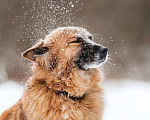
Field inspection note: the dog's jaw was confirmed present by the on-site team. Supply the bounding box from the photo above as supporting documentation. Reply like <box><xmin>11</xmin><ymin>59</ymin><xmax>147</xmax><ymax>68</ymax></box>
<box><xmin>83</xmin><ymin>52</ymin><xmax>108</xmax><ymax>70</ymax></box>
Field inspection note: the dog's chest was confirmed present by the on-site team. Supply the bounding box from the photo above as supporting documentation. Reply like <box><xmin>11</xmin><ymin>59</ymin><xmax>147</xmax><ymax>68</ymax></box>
<box><xmin>44</xmin><ymin>97</ymin><xmax>94</xmax><ymax>120</ymax></box>
<box><xmin>24</xmin><ymin>91</ymin><xmax>98</xmax><ymax>120</ymax></box>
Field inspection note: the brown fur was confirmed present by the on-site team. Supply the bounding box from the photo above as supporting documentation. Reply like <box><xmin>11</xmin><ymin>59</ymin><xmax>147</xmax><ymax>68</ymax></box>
<box><xmin>0</xmin><ymin>27</ymin><xmax>104</xmax><ymax>120</ymax></box>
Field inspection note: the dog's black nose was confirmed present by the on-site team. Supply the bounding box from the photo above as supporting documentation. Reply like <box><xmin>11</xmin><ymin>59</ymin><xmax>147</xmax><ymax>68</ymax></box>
<box><xmin>100</xmin><ymin>47</ymin><xmax>108</xmax><ymax>54</ymax></box>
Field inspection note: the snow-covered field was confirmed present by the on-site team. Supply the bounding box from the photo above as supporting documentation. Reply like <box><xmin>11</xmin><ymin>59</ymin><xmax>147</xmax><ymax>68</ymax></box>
<box><xmin>103</xmin><ymin>80</ymin><xmax>150</xmax><ymax>120</ymax></box>
<box><xmin>0</xmin><ymin>80</ymin><xmax>150</xmax><ymax>120</ymax></box>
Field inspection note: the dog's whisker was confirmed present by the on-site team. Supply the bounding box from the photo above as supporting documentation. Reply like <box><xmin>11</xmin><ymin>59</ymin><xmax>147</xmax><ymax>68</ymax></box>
<box><xmin>107</xmin><ymin>55</ymin><xmax>113</xmax><ymax>61</ymax></box>
<box><xmin>106</xmin><ymin>60</ymin><xmax>114</xmax><ymax>69</ymax></box>
<box><xmin>93</xmin><ymin>34</ymin><xmax>101</xmax><ymax>36</ymax></box>
<box><xmin>107</xmin><ymin>57</ymin><xmax>113</xmax><ymax>61</ymax></box>
<box><xmin>107</xmin><ymin>60</ymin><xmax>113</xmax><ymax>65</ymax></box>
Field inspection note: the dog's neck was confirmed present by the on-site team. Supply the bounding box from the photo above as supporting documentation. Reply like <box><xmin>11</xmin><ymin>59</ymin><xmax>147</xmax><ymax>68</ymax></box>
<box><xmin>32</xmin><ymin>63</ymin><xmax>101</xmax><ymax>97</ymax></box>
<box><xmin>37</xmin><ymin>79</ymin><xmax>86</xmax><ymax>101</ymax></box>
<box><xmin>55</xmin><ymin>90</ymin><xmax>85</xmax><ymax>101</ymax></box>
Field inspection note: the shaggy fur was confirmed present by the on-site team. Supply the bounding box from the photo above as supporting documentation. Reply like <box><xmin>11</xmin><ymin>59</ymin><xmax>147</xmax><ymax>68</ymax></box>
<box><xmin>0</xmin><ymin>27</ymin><xmax>106</xmax><ymax>120</ymax></box>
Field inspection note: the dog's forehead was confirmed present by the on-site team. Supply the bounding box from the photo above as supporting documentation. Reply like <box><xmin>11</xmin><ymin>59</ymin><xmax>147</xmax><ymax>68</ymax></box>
<box><xmin>44</xmin><ymin>27</ymin><xmax>91</xmax><ymax>44</ymax></box>
<box><xmin>67</xmin><ymin>27</ymin><xmax>91</xmax><ymax>38</ymax></box>
<box><xmin>53</xmin><ymin>27</ymin><xmax>91</xmax><ymax>37</ymax></box>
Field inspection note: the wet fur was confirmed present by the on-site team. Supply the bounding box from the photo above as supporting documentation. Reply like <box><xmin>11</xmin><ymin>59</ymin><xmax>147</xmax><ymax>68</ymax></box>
<box><xmin>0</xmin><ymin>27</ymin><xmax>104</xmax><ymax>120</ymax></box>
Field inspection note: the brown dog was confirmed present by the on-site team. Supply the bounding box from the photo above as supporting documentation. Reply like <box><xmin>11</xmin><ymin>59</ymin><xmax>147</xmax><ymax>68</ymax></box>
<box><xmin>0</xmin><ymin>27</ymin><xmax>108</xmax><ymax>120</ymax></box>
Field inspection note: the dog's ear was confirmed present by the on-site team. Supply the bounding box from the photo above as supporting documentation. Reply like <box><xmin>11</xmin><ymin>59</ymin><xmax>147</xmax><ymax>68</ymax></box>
<box><xmin>22</xmin><ymin>40</ymin><xmax>49</xmax><ymax>61</ymax></box>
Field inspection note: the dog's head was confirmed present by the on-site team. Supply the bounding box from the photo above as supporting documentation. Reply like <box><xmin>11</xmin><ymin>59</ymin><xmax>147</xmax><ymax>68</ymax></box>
<box><xmin>23</xmin><ymin>27</ymin><xmax>108</xmax><ymax>71</ymax></box>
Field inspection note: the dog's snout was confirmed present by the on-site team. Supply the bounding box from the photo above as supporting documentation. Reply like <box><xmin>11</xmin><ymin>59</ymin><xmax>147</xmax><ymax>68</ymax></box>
<box><xmin>93</xmin><ymin>45</ymin><xmax>100</xmax><ymax>51</ymax></box>
<box><xmin>100</xmin><ymin>47</ymin><xmax>108</xmax><ymax>53</ymax></box>
<box><xmin>93</xmin><ymin>45</ymin><xmax>108</xmax><ymax>54</ymax></box>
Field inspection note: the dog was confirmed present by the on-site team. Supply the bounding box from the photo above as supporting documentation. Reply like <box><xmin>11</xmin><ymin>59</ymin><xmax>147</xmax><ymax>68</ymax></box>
<box><xmin>0</xmin><ymin>27</ymin><xmax>108</xmax><ymax>120</ymax></box>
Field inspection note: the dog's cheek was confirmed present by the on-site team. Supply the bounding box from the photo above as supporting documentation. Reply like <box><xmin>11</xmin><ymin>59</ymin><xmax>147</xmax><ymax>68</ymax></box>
<box><xmin>65</xmin><ymin>46</ymin><xmax>81</xmax><ymax>61</ymax></box>
<box><xmin>34</xmin><ymin>52</ymin><xmax>56</xmax><ymax>69</ymax></box>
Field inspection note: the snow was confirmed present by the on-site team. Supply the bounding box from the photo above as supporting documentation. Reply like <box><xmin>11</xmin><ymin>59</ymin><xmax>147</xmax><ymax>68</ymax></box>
<box><xmin>0</xmin><ymin>80</ymin><xmax>150</xmax><ymax>120</ymax></box>
<box><xmin>0</xmin><ymin>81</ymin><xmax>24</xmax><ymax>115</ymax></box>
<box><xmin>103</xmin><ymin>80</ymin><xmax>150</xmax><ymax>120</ymax></box>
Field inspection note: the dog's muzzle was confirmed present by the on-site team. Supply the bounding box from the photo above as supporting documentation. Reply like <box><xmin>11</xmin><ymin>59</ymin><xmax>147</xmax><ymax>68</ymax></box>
<box><xmin>75</xmin><ymin>43</ymin><xmax>108</xmax><ymax>70</ymax></box>
<box><xmin>93</xmin><ymin>45</ymin><xmax>108</xmax><ymax>61</ymax></box>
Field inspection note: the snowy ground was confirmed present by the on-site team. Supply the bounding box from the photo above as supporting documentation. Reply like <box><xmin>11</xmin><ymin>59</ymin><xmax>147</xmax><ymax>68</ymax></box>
<box><xmin>0</xmin><ymin>80</ymin><xmax>150</xmax><ymax>120</ymax></box>
<box><xmin>103</xmin><ymin>80</ymin><xmax>150</xmax><ymax>120</ymax></box>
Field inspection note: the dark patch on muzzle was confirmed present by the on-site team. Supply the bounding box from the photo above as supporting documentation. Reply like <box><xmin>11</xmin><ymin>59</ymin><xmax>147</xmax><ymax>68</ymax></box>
<box><xmin>74</xmin><ymin>43</ymin><xmax>108</xmax><ymax>70</ymax></box>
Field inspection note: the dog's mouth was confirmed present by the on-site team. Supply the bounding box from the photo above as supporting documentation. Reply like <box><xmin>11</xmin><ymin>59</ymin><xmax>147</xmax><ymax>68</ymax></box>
<box><xmin>74</xmin><ymin>44</ymin><xmax>108</xmax><ymax>70</ymax></box>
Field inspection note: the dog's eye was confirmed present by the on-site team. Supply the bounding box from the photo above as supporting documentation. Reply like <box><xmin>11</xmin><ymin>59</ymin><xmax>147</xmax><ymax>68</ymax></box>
<box><xmin>89</xmin><ymin>36</ymin><xmax>93</xmax><ymax>40</ymax></box>
<box><xmin>69</xmin><ymin>37</ymin><xmax>82</xmax><ymax>44</ymax></box>
<box><xmin>76</xmin><ymin>37</ymin><xmax>82</xmax><ymax>41</ymax></box>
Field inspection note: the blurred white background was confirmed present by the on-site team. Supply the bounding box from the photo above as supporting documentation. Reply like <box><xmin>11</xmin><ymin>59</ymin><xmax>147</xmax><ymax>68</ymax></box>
<box><xmin>0</xmin><ymin>0</ymin><xmax>150</xmax><ymax>119</ymax></box>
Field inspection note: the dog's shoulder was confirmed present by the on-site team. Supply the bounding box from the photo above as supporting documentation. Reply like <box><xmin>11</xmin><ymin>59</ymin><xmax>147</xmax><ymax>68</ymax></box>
<box><xmin>0</xmin><ymin>99</ymin><xmax>26</xmax><ymax>120</ymax></box>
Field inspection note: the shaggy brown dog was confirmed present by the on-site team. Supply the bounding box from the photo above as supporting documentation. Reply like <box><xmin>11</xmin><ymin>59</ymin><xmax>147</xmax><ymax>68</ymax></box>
<box><xmin>0</xmin><ymin>27</ymin><xmax>108</xmax><ymax>120</ymax></box>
